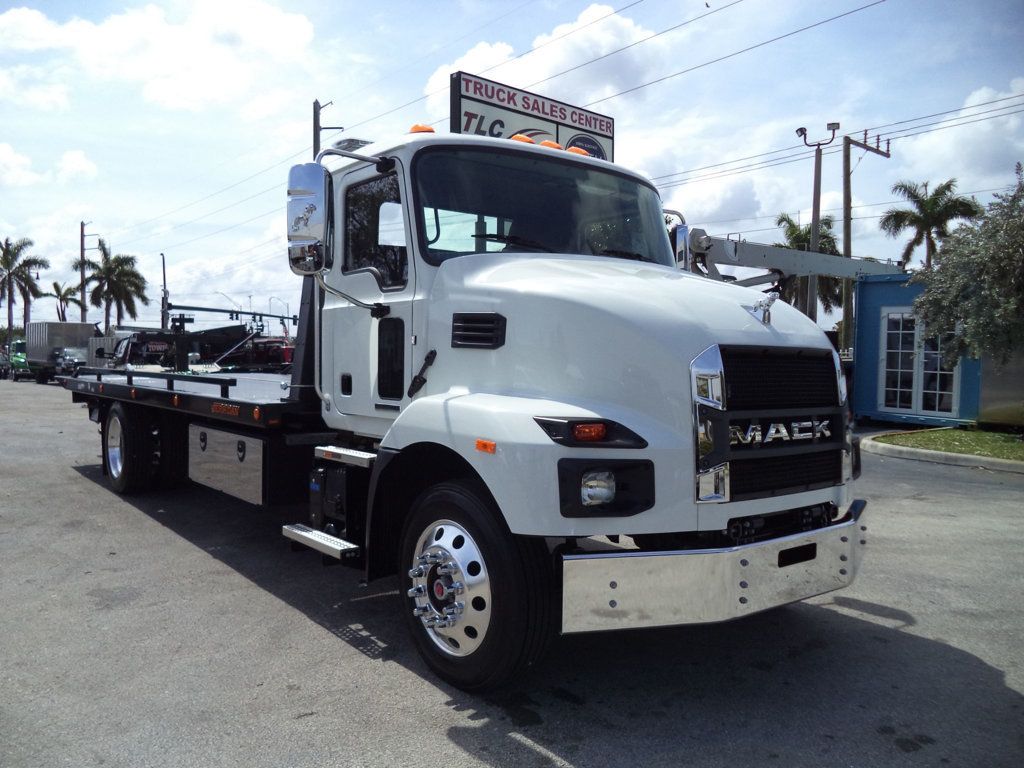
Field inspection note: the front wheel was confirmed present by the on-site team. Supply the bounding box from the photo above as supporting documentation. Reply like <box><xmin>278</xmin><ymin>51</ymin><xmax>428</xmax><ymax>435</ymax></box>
<box><xmin>400</xmin><ymin>480</ymin><xmax>553</xmax><ymax>691</ymax></box>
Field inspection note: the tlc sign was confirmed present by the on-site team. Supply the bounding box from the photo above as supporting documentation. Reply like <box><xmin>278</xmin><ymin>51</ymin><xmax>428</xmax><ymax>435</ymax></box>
<box><xmin>449</xmin><ymin>71</ymin><xmax>614</xmax><ymax>161</ymax></box>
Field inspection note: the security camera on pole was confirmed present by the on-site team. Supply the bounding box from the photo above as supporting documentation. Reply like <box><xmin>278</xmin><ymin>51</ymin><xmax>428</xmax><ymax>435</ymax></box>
<box><xmin>794</xmin><ymin>122</ymin><xmax>839</xmax><ymax>322</ymax></box>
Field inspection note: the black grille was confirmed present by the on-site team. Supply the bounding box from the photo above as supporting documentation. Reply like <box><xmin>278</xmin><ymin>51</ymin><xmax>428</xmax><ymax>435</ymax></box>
<box><xmin>721</xmin><ymin>347</ymin><xmax>837</xmax><ymax>410</ymax></box>
<box><xmin>451</xmin><ymin>313</ymin><xmax>506</xmax><ymax>349</ymax></box>
<box><xmin>730</xmin><ymin>451</ymin><xmax>842</xmax><ymax>501</ymax></box>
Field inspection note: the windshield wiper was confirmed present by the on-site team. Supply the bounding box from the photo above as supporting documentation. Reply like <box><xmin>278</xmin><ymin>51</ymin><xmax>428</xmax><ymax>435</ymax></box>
<box><xmin>601</xmin><ymin>248</ymin><xmax>652</xmax><ymax>262</ymax></box>
<box><xmin>477</xmin><ymin>233</ymin><xmax>555</xmax><ymax>252</ymax></box>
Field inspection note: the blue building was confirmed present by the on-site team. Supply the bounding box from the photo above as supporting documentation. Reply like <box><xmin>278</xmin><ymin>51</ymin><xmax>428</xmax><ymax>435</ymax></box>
<box><xmin>852</xmin><ymin>274</ymin><xmax>982</xmax><ymax>426</ymax></box>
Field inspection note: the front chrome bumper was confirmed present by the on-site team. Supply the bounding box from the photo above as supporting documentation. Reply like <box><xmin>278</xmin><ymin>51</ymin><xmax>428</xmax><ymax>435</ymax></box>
<box><xmin>561</xmin><ymin>500</ymin><xmax>867</xmax><ymax>633</ymax></box>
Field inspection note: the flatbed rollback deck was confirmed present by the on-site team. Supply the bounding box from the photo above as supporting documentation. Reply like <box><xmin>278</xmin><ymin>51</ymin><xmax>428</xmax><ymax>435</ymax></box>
<box><xmin>64</xmin><ymin>126</ymin><xmax>868</xmax><ymax>691</ymax></box>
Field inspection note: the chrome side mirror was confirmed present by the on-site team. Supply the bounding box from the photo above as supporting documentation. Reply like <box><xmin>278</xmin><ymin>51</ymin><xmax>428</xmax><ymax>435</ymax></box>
<box><xmin>287</xmin><ymin>163</ymin><xmax>330</xmax><ymax>275</ymax></box>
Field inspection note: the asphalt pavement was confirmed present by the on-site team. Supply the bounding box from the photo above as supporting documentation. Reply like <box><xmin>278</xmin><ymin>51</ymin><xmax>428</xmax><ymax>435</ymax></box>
<box><xmin>1</xmin><ymin>379</ymin><xmax>1022</xmax><ymax>768</ymax></box>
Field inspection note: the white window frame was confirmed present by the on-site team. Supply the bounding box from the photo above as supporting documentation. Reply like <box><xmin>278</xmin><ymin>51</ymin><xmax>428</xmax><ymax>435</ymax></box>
<box><xmin>876</xmin><ymin>306</ymin><xmax>961</xmax><ymax>418</ymax></box>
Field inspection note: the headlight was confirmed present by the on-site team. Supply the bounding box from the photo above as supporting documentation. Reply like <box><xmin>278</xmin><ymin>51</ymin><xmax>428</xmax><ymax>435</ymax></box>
<box><xmin>581</xmin><ymin>471</ymin><xmax>616</xmax><ymax>506</ymax></box>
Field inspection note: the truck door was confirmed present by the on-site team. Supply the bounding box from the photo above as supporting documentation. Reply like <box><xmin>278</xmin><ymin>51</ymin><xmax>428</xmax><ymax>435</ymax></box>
<box><xmin>321</xmin><ymin>163</ymin><xmax>415</xmax><ymax>433</ymax></box>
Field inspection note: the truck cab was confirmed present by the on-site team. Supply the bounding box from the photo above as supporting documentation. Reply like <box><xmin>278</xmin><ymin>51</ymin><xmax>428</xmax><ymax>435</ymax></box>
<box><xmin>284</xmin><ymin>130</ymin><xmax>865</xmax><ymax>688</ymax></box>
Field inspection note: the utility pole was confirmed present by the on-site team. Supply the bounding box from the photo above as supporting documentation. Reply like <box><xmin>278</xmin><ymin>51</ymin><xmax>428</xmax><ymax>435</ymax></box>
<box><xmin>795</xmin><ymin>122</ymin><xmax>840</xmax><ymax>323</ymax></box>
<box><xmin>841</xmin><ymin>131</ymin><xmax>891</xmax><ymax>351</ymax></box>
<box><xmin>79</xmin><ymin>221</ymin><xmax>87</xmax><ymax>321</ymax></box>
<box><xmin>313</xmin><ymin>99</ymin><xmax>343</xmax><ymax>159</ymax></box>
<box><xmin>160</xmin><ymin>253</ymin><xmax>169</xmax><ymax>330</ymax></box>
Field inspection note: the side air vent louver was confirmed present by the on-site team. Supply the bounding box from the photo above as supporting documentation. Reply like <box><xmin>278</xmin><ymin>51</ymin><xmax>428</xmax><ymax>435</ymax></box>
<box><xmin>451</xmin><ymin>313</ymin><xmax>507</xmax><ymax>350</ymax></box>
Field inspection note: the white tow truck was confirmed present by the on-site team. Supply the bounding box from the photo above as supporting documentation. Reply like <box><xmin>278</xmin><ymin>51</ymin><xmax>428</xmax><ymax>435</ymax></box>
<box><xmin>67</xmin><ymin>126</ymin><xmax>867</xmax><ymax>691</ymax></box>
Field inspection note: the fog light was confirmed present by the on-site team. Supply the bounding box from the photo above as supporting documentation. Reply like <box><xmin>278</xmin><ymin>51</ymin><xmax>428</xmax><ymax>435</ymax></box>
<box><xmin>581</xmin><ymin>470</ymin><xmax>616</xmax><ymax>506</ymax></box>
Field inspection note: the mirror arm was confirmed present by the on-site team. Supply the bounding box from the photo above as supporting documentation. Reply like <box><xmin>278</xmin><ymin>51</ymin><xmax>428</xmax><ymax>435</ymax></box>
<box><xmin>316</xmin><ymin>148</ymin><xmax>394</xmax><ymax>174</ymax></box>
<box><xmin>314</xmin><ymin>273</ymin><xmax>390</xmax><ymax>318</ymax></box>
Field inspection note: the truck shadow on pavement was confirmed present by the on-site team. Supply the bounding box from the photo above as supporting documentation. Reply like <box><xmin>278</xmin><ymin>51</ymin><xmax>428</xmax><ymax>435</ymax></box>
<box><xmin>74</xmin><ymin>466</ymin><xmax>1024</xmax><ymax>768</ymax></box>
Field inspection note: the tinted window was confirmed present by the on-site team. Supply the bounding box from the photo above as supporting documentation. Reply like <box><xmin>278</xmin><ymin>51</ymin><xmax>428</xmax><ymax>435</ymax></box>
<box><xmin>344</xmin><ymin>174</ymin><xmax>407</xmax><ymax>289</ymax></box>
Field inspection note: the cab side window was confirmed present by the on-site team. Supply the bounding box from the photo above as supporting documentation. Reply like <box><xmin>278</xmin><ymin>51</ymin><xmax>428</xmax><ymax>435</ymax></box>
<box><xmin>344</xmin><ymin>174</ymin><xmax>407</xmax><ymax>289</ymax></box>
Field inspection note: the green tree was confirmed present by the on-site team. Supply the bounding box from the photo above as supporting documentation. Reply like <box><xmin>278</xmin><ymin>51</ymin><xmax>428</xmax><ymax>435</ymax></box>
<box><xmin>1</xmin><ymin>237</ymin><xmax>50</xmax><ymax>351</ymax></box>
<box><xmin>43</xmin><ymin>281</ymin><xmax>85</xmax><ymax>322</ymax></box>
<box><xmin>773</xmin><ymin>213</ymin><xmax>843</xmax><ymax>313</ymax></box>
<box><xmin>912</xmin><ymin>164</ymin><xmax>1024</xmax><ymax>365</ymax></box>
<box><xmin>73</xmin><ymin>239</ymin><xmax>149</xmax><ymax>334</ymax></box>
<box><xmin>879</xmin><ymin>179</ymin><xmax>983</xmax><ymax>269</ymax></box>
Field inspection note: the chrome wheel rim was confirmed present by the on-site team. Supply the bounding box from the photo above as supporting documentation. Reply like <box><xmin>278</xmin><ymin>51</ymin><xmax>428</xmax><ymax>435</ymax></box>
<box><xmin>408</xmin><ymin>519</ymin><xmax>492</xmax><ymax>657</ymax></box>
<box><xmin>106</xmin><ymin>415</ymin><xmax>124</xmax><ymax>479</ymax></box>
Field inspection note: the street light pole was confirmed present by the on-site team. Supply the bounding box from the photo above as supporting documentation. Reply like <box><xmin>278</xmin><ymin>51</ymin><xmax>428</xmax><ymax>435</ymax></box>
<box><xmin>795</xmin><ymin>122</ymin><xmax>839</xmax><ymax>323</ymax></box>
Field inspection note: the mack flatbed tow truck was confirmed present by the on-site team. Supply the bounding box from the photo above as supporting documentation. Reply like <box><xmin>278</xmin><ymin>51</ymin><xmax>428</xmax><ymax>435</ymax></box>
<box><xmin>66</xmin><ymin>126</ymin><xmax>867</xmax><ymax>691</ymax></box>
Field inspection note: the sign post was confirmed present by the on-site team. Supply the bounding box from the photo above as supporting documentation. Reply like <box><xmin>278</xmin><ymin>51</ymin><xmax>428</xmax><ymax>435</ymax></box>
<box><xmin>450</xmin><ymin>71</ymin><xmax>614</xmax><ymax>161</ymax></box>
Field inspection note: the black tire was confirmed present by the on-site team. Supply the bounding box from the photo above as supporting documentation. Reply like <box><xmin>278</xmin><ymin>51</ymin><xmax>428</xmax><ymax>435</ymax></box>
<box><xmin>103</xmin><ymin>402</ymin><xmax>157</xmax><ymax>494</ymax></box>
<box><xmin>399</xmin><ymin>480</ymin><xmax>553</xmax><ymax>692</ymax></box>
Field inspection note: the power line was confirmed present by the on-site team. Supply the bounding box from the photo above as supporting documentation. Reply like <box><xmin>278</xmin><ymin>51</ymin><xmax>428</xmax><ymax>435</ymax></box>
<box><xmin>523</xmin><ymin>0</ymin><xmax>747</xmax><ymax>90</ymax></box>
<box><xmin>657</xmin><ymin>105</ymin><xmax>1024</xmax><ymax>190</ymax></box>
<box><xmin>583</xmin><ymin>0</ymin><xmax>888</xmax><ymax>108</ymax></box>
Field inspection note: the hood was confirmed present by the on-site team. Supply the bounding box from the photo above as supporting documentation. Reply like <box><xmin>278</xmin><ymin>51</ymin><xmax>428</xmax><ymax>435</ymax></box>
<box><xmin>424</xmin><ymin>253</ymin><xmax>834</xmax><ymax>432</ymax></box>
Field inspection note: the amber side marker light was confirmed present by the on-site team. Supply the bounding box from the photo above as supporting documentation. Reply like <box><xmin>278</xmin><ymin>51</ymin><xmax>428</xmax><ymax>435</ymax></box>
<box><xmin>130</xmin><ymin>388</ymin><xmax>137</xmax><ymax>399</ymax></box>
<box><xmin>252</xmin><ymin>407</ymin><xmax>262</xmax><ymax>422</ymax></box>
<box><xmin>539</xmin><ymin>140</ymin><xmax>563</xmax><ymax>150</ymax></box>
<box><xmin>566</xmin><ymin>147</ymin><xmax>590</xmax><ymax>156</ymax></box>
<box><xmin>475</xmin><ymin>439</ymin><xmax>497</xmax><ymax>454</ymax></box>
<box><xmin>572</xmin><ymin>422</ymin><xmax>608</xmax><ymax>442</ymax></box>
<box><xmin>410</xmin><ymin>123</ymin><xmax>435</xmax><ymax>133</ymax></box>
<box><xmin>509</xmin><ymin>134</ymin><xmax>536</xmax><ymax>144</ymax></box>
<box><xmin>172</xmin><ymin>394</ymin><xmax>180</xmax><ymax>407</ymax></box>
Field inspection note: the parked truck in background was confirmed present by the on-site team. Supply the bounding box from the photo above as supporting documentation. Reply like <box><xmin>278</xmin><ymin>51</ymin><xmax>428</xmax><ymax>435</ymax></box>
<box><xmin>65</xmin><ymin>128</ymin><xmax>866</xmax><ymax>691</ymax></box>
<box><xmin>27</xmin><ymin>322</ymin><xmax>99</xmax><ymax>383</ymax></box>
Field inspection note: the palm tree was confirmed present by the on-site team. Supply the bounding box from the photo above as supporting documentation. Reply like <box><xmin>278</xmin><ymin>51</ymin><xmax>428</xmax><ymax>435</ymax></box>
<box><xmin>1</xmin><ymin>237</ymin><xmax>50</xmax><ymax>351</ymax></box>
<box><xmin>773</xmin><ymin>213</ymin><xmax>843</xmax><ymax>313</ymax></box>
<box><xmin>879</xmin><ymin>179</ymin><xmax>983</xmax><ymax>269</ymax></box>
<box><xmin>73</xmin><ymin>239</ymin><xmax>150</xmax><ymax>333</ymax></box>
<box><xmin>43</xmin><ymin>281</ymin><xmax>85</xmax><ymax>322</ymax></box>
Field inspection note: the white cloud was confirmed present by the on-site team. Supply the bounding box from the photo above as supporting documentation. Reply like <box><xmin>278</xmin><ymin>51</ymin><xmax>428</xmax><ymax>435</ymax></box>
<box><xmin>0</xmin><ymin>65</ymin><xmax>69</xmax><ymax>110</ymax></box>
<box><xmin>57</xmin><ymin>150</ymin><xmax>98</xmax><ymax>184</ymax></box>
<box><xmin>0</xmin><ymin>2</ymin><xmax>316</xmax><ymax>112</ymax></box>
<box><xmin>895</xmin><ymin>78</ymin><xmax>1024</xmax><ymax>190</ymax></box>
<box><xmin>0</xmin><ymin>143</ymin><xmax>45</xmax><ymax>186</ymax></box>
<box><xmin>424</xmin><ymin>4</ymin><xmax>668</xmax><ymax>123</ymax></box>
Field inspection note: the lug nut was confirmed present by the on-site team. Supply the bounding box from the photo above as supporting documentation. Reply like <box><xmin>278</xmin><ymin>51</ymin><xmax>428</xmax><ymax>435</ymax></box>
<box><xmin>407</xmin><ymin>585</ymin><xmax>426</xmax><ymax>598</ymax></box>
<box><xmin>413</xmin><ymin>606</ymin><xmax>431</xmax><ymax>617</ymax></box>
<box><xmin>436</xmin><ymin>563</ymin><xmax>457</xmax><ymax>576</ymax></box>
<box><xmin>443</xmin><ymin>602</ymin><xmax>464</xmax><ymax>617</ymax></box>
<box><xmin>408</xmin><ymin>566</ymin><xmax>426</xmax><ymax>578</ymax></box>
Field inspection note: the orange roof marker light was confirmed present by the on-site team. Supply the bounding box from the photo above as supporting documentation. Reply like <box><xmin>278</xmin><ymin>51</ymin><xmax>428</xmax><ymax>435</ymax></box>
<box><xmin>475</xmin><ymin>438</ymin><xmax>497</xmax><ymax>454</ymax></box>
<box><xmin>566</xmin><ymin>146</ymin><xmax>590</xmax><ymax>156</ymax></box>
<box><xmin>409</xmin><ymin>123</ymin><xmax>435</xmax><ymax>133</ymax></box>
<box><xmin>539</xmin><ymin>140</ymin><xmax>563</xmax><ymax>150</ymax></box>
<box><xmin>509</xmin><ymin>134</ymin><xmax>536</xmax><ymax>144</ymax></box>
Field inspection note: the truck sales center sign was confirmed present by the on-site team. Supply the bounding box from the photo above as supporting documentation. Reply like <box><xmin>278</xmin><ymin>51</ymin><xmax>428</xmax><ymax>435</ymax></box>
<box><xmin>450</xmin><ymin>71</ymin><xmax>614</xmax><ymax>161</ymax></box>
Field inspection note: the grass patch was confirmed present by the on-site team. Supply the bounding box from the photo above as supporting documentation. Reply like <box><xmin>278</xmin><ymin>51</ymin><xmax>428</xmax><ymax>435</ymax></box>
<box><xmin>874</xmin><ymin>427</ymin><xmax>1024</xmax><ymax>462</ymax></box>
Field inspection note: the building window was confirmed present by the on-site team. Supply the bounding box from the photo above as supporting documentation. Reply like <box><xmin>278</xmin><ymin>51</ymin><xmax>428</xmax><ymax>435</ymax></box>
<box><xmin>883</xmin><ymin>313</ymin><xmax>916</xmax><ymax>409</ymax></box>
<box><xmin>879</xmin><ymin>309</ymin><xmax>959</xmax><ymax>417</ymax></box>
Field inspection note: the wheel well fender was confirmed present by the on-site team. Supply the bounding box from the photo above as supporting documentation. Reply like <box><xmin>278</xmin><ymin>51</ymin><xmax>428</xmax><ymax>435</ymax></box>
<box><xmin>366</xmin><ymin>442</ymin><xmax>492</xmax><ymax>581</ymax></box>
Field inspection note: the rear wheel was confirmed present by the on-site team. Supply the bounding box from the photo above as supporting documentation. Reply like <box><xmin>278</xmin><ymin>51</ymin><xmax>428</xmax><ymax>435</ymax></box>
<box><xmin>400</xmin><ymin>480</ymin><xmax>553</xmax><ymax>691</ymax></box>
<box><xmin>104</xmin><ymin>403</ymin><xmax>157</xmax><ymax>494</ymax></box>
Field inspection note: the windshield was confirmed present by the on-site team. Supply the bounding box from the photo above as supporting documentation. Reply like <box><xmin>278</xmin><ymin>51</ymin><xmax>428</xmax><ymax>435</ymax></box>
<box><xmin>413</xmin><ymin>147</ymin><xmax>673</xmax><ymax>267</ymax></box>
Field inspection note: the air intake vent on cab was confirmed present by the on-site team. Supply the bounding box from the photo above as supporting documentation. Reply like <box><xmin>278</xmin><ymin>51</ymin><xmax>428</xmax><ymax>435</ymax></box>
<box><xmin>451</xmin><ymin>313</ymin><xmax>507</xmax><ymax>349</ymax></box>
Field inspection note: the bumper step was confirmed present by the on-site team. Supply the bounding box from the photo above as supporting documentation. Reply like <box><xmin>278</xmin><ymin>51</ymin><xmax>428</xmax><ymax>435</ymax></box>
<box><xmin>314</xmin><ymin>445</ymin><xmax>376</xmax><ymax>468</ymax></box>
<box><xmin>282</xmin><ymin>523</ymin><xmax>360</xmax><ymax>559</ymax></box>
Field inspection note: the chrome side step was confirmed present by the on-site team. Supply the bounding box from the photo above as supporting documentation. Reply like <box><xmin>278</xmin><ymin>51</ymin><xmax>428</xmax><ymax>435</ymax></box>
<box><xmin>314</xmin><ymin>445</ymin><xmax>376</xmax><ymax>468</ymax></box>
<box><xmin>282</xmin><ymin>523</ymin><xmax>360</xmax><ymax>559</ymax></box>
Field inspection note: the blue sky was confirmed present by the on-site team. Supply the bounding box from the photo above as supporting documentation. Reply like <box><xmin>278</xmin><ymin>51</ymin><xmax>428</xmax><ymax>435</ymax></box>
<box><xmin>2</xmin><ymin>0</ymin><xmax>1022</xmax><ymax>328</ymax></box>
